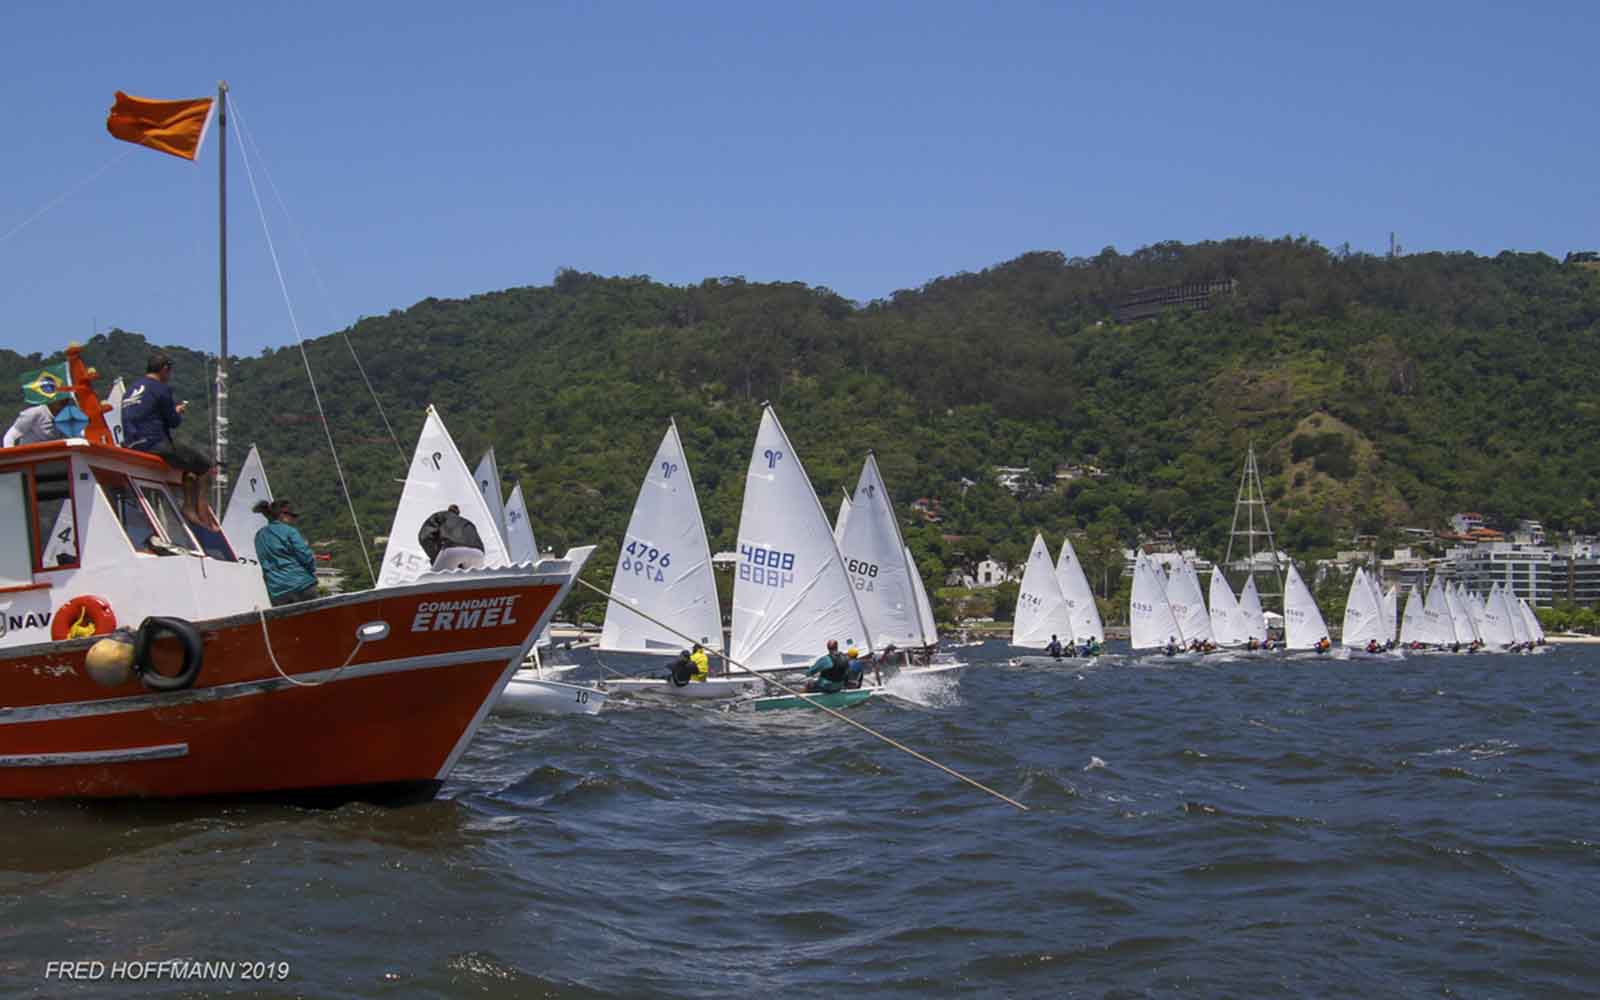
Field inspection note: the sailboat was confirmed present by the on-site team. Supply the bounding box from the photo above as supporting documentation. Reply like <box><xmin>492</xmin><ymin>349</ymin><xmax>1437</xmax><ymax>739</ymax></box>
<box><xmin>730</xmin><ymin>405</ymin><xmax>876</xmax><ymax>711</ymax></box>
<box><xmin>599</xmin><ymin>421</ymin><xmax>755</xmax><ymax>702</ymax></box>
<box><xmin>837</xmin><ymin>453</ymin><xmax>924</xmax><ymax>651</ymax></box>
<box><xmin>1397</xmin><ymin>584</ymin><xmax>1427</xmax><ymax>648</ymax></box>
<box><xmin>1282</xmin><ymin>563</ymin><xmax>1332</xmax><ymax>652</ymax></box>
<box><xmin>1380</xmin><ymin>584</ymin><xmax>1398</xmax><ymax>645</ymax></box>
<box><xmin>1237</xmin><ymin>576</ymin><xmax>1267</xmax><ymax>645</ymax></box>
<box><xmin>1341</xmin><ymin>567</ymin><xmax>1393</xmax><ymax>656</ymax></box>
<box><xmin>1164</xmin><ymin>558</ymin><xmax>1215</xmax><ymax>649</ymax></box>
<box><xmin>1518</xmin><ymin>597</ymin><xmax>1549</xmax><ymax>652</ymax></box>
<box><xmin>1208</xmin><ymin>566</ymin><xmax>1245</xmax><ymax>647</ymax></box>
<box><xmin>218</xmin><ymin>443</ymin><xmax>272</xmax><ymax>563</ymax></box>
<box><xmin>474</xmin><ymin>448</ymin><xmax>508</xmax><ymax>547</ymax></box>
<box><xmin>833</xmin><ymin>489</ymin><xmax>852</xmax><ymax>543</ymax></box>
<box><xmin>1129</xmin><ymin>554</ymin><xmax>1196</xmax><ymax>659</ymax></box>
<box><xmin>1010</xmin><ymin>533</ymin><xmax>1073</xmax><ymax>663</ymax></box>
<box><xmin>1055</xmin><ymin>537</ymin><xmax>1105</xmax><ymax>652</ymax></box>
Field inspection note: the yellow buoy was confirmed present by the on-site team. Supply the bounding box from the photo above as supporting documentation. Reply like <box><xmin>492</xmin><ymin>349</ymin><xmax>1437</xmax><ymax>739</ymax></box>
<box><xmin>85</xmin><ymin>631</ymin><xmax>136</xmax><ymax>688</ymax></box>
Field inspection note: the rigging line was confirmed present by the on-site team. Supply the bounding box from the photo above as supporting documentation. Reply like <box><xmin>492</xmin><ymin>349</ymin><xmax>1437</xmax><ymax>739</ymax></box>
<box><xmin>226</xmin><ymin>92</ymin><xmax>376</xmax><ymax>587</ymax></box>
<box><xmin>228</xmin><ymin>100</ymin><xmax>409</xmax><ymax>467</ymax></box>
<box><xmin>0</xmin><ymin>148</ymin><xmax>134</xmax><ymax>246</ymax></box>
<box><xmin>574</xmin><ymin>577</ymin><xmax>1027</xmax><ymax>813</ymax></box>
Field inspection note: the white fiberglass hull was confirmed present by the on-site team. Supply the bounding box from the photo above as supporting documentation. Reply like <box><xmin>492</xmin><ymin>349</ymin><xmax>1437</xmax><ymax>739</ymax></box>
<box><xmin>495</xmin><ymin>673</ymin><xmax>606</xmax><ymax>716</ymax></box>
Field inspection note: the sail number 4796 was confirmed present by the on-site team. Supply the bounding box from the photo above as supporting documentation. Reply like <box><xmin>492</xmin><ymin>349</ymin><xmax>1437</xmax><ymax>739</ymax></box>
<box><xmin>621</xmin><ymin>539</ymin><xmax>672</xmax><ymax>583</ymax></box>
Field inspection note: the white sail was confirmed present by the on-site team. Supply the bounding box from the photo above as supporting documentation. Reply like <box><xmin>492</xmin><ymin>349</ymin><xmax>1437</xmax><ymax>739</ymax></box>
<box><xmin>1445</xmin><ymin>583</ymin><xmax>1478</xmax><ymax>643</ymax></box>
<box><xmin>378</xmin><ymin>406</ymin><xmax>510</xmax><ymax>588</ymax></box>
<box><xmin>1129</xmin><ymin>554</ymin><xmax>1184</xmax><ymax>650</ymax></box>
<box><xmin>1237</xmin><ymin>575</ymin><xmax>1266</xmax><ymax>641</ymax></box>
<box><xmin>1165</xmin><ymin>558</ymin><xmax>1214</xmax><ymax>644</ymax></box>
<box><xmin>1341</xmin><ymin>568</ymin><xmax>1385</xmax><ymax>647</ymax></box>
<box><xmin>219</xmin><ymin>444</ymin><xmax>272</xmax><ymax>561</ymax></box>
<box><xmin>1398</xmin><ymin>585</ymin><xmax>1427</xmax><ymax>645</ymax></box>
<box><xmin>834</xmin><ymin>490</ymin><xmax>852</xmax><ymax>544</ymax></box>
<box><xmin>906</xmin><ymin>545</ymin><xmax>938</xmax><ymax>645</ymax></box>
<box><xmin>1013</xmin><ymin>533</ymin><xmax>1071</xmax><ymax>648</ymax></box>
<box><xmin>473</xmin><ymin>448</ymin><xmax>509</xmax><ymax>548</ymax></box>
<box><xmin>1519</xmin><ymin>598</ymin><xmax>1545</xmax><ymax>642</ymax></box>
<box><xmin>1505</xmin><ymin>588</ymin><xmax>1533</xmax><ymax>645</ymax></box>
<box><xmin>1207</xmin><ymin>566</ymin><xmax>1243</xmax><ymax>645</ymax></box>
<box><xmin>105</xmin><ymin>377</ymin><xmax>126</xmax><ymax>447</ymax></box>
<box><xmin>1381</xmin><ymin>585</ymin><xmax>1398</xmax><ymax>643</ymax></box>
<box><xmin>503</xmin><ymin>483</ymin><xmax>539</xmax><ymax>564</ymax></box>
<box><xmin>1467</xmin><ymin>588</ymin><xmax>1491</xmax><ymax>644</ymax></box>
<box><xmin>1421</xmin><ymin>576</ymin><xmax>1455</xmax><ymax>645</ymax></box>
<box><xmin>600</xmin><ymin>421</ymin><xmax>723</xmax><ymax>654</ymax></box>
<box><xmin>837</xmin><ymin>454</ymin><xmax>922</xmax><ymax>649</ymax></box>
<box><xmin>40</xmin><ymin>501</ymin><xmax>75</xmax><ymax>567</ymax></box>
<box><xmin>729</xmin><ymin>406</ymin><xmax>869</xmax><ymax>670</ymax></box>
<box><xmin>1282</xmin><ymin>563</ymin><xmax>1329</xmax><ymax>650</ymax></box>
<box><xmin>1055</xmin><ymin>537</ymin><xmax>1104</xmax><ymax>644</ymax></box>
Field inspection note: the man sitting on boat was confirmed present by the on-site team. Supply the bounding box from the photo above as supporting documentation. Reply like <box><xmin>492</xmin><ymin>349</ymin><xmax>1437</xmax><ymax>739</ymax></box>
<box><xmin>1163</xmin><ymin>636</ymin><xmax>1179</xmax><ymax>657</ymax></box>
<box><xmin>666</xmin><ymin>650</ymin><xmax>695</xmax><ymax>687</ymax></box>
<box><xmin>844</xmin><ymin>647</ymin><xmax>869</xmax><ymax>689</ymax></box>
<box><xmin>1365</xmin><ymin>638</ymin><xmax>1381</xmax><ymax>654</ymax></box>
<box><xmin>804</xmin><ymin>640</ymin><xmax>851</xmax><ymax>693</ymax></box>
<box><xmin>419</xmin><ymin>504</ymin><xmax>485</xmax><ymax>571</ymax></box>
<box><xmin>120</xmin><ymin>352</ymin><xmax>219</xmax><ymax>527</ymax></box>
<box><xmin>3</xmin><ymin>393</ymin><xmax>75</xmax><ymax>447</ymax></box>
<box><xmin>1080</xmin><ymin>637</ymin><xmax>1101</xmax><ymax>656</ymax></box>
<box><xmin>1046</xmin><ymin>634</ymin><xmax>1065</xmax><ymax>658</ymax></box>
<box><xmin>689</xmin><ymin>643</ymin><xmax>711</xmax><ymax>681</ymax></box>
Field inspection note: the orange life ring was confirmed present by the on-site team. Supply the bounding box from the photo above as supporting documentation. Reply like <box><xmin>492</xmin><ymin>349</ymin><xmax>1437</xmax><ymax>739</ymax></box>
<box><xmin>50</xmin><ymin>596</ymin><xmax>117</xmax><ymax>642</ymax></box>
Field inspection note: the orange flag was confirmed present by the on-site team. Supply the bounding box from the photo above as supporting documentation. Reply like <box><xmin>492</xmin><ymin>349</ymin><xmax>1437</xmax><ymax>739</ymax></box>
<box><xmin>106</xmin><ymin>91</ymin><xmax>215</xmax><ymax>161</ymax></box>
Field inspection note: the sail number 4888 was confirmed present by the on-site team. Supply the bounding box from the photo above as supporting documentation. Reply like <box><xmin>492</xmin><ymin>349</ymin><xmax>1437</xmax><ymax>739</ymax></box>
<box><xmin>740</xmin><ymin>545</ymin><xmax>795</xmax><ymax>589</ymax></box>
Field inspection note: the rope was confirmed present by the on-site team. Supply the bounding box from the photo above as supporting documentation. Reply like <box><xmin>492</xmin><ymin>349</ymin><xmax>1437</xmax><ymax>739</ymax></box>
<box><xmin>230</xmin><ymin>105</ymin><xmax>408</xmax><ymax>468</ymax></box>
<box><xmin>256</xmin><ymin>606</ymin><xmax>366</xmax><ymax>687</ymax></box>
<box><xmin>0</xmin><ymin>148</ymin><xmax>133</xmax><ymax>246</ymax></box>
<box><xmin>574</xmin><ymin>577</ymin><xmax>1026</xmax><ymax>812</ymax></box>
<box><xmin>227</xmin><ymin>94</ymin><xmax>376</xmax><ymax>587</ymax></box>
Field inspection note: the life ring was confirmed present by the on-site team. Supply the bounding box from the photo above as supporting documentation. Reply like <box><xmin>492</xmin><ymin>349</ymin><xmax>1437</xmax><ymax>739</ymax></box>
<box><xmin>133</xmin><ymin>616</ymin><xmax>204</xmax><ymax>692</ymax></box>
<box><xmin>50</xmin><ymin>596</ymin><xmax>117</xmax><ymax>642</ymax></box>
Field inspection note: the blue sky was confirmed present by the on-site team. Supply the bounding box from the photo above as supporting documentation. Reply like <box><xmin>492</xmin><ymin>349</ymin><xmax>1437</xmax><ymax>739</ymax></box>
<box><xmin>2</xmin><ymin>1</ymin><xmax>1595</xmax><ymax>358</ymax></box>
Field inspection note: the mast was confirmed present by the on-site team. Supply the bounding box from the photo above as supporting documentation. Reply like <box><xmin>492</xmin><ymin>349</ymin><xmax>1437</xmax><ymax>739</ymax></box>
<box><xmin>1222</xmin><ymin>442</ymin><xmax>1284</xmax><ymax>610</ymax></box>
<box><xmin>214</xmin><ymin>80</ymin><xmax>230</xmax><ymax>512</ymax></box>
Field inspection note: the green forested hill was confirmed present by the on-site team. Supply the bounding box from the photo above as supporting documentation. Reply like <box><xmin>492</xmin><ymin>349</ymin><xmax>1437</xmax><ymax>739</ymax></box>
<box><xmin>7</xmin><ymin>237</ymin><xmax>1599</xmax><ymax>620</ymax></box>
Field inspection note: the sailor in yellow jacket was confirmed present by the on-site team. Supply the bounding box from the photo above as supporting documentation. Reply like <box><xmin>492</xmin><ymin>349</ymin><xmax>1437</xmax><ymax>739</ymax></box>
<box><xmin>689</xmin><ymin>643</ymin><xmax>711</xmax><ymax>681</ymax></box>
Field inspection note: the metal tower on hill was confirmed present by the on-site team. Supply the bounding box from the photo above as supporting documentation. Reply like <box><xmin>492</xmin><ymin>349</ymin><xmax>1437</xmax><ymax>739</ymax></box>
<box><xmin>1222</xmin><ymin>443</ymin><xmax>1284</xmax><ymax>608</ymax></box>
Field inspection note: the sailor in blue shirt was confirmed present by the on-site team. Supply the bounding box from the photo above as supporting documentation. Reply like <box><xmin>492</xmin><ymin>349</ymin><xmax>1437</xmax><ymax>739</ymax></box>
<box><xmin>120</xmin><ymin>352</ymin><xmax>218</xmax><ymax>527</ymax></box>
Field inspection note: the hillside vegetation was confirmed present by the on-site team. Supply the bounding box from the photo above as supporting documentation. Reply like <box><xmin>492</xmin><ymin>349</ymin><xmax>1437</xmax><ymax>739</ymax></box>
<box><xmin>7</xmin><ymin>237</ymin><xmax>1598</xmax><ymax>620</ymax></box>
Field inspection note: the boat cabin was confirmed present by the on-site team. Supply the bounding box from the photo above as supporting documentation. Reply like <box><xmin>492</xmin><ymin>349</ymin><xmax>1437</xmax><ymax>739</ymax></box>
<box><xmin>0</xmin><ymin>347</ymin><xmax>267</xmax><ymax>651</ymax></box>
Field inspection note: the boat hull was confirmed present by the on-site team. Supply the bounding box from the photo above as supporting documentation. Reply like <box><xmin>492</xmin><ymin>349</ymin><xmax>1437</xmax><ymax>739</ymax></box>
<box><xmin>752</xmin><ymin>689</ymin><xmax>875</xmax><ymax>712</ymax></box>
<box><xmin>0</xmin><ymin>573</ymin><xmax>563</xmax><ymax>801</ymax></box>
<box><xmin>494</xmin><ymin>672</ymin><xmax>605</xmax><ymax>716</ymax></box>
<box><xmin>603</xmin><ymin>676</ymin><xmax>759</xmax><ymax>700</ymax></box>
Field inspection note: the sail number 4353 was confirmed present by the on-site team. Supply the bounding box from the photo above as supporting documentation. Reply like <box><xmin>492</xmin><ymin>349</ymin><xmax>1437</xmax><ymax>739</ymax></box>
<box><xmin>739</xmin><ymin>544</ymin><xmax>795</xmax><ymax>589</ymax></box>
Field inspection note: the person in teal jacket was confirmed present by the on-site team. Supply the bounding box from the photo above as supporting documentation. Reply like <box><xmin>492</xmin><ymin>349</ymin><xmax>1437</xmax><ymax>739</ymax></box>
<box><xmin>253</xmin><ymin>499</ymin><xmax>318</xmax><ymax>606</ymax></box>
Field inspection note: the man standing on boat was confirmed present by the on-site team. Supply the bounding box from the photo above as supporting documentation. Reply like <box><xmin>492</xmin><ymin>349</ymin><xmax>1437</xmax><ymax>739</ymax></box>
<box><xmin>253</xmin><ymin>499</ymin><xmax>319</xmax><ymax>606</ymax></box>
<box><xmin>419</xmin><ymin>504</ymin><xmax>486</xmax><ymax>571</ymax></box>
<box><xmin>121</xmin><ymin>352</ymin><xmax>218</xmax><ymax>527</ymax></box>
<box><xmin>2</xmin><ymin>394</ymin><xmax>75</xmax><ymax>447</ymax></box>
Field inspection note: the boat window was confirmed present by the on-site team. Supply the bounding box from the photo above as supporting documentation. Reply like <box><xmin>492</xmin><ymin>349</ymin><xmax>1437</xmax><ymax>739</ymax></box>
<box><xmin>136</xmin><ymin>482</ymin><xmax>202</xmax><ymax>555</ymax></box>
<box><xmin>30</xmin><ymin>460</ymin><xmax>79</xmax><ymax>570</ymax></box>
<box><xmin>0</xmin><ymin>472</ymin><xmax>32</xmax><ymax>585</ymax></box>
<box><xmin>94</xmin><ymin>470</ymin><xmax>160</xmax><ymax>554</ymax></box>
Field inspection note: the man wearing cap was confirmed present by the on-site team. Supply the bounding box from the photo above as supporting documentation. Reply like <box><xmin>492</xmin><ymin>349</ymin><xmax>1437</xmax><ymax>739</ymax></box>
<box><xmin>252</xmin><ymin>498</ymin><xmax>318</xmax><ymax>606</ymax></box>
<box><xmin>2</xmin><ymin>394</ymin><xmax>75</xmax><ymax>448</ymax></box>
<box><xmin>120</xmin><ymin>352</ymin><xmax>218</xmax><ymax>527</ymax></box>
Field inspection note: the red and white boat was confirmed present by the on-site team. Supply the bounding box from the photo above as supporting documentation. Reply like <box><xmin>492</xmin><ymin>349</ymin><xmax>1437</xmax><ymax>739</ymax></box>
<box><xmin>0</xmin><ymin>347</ymin><xmax>583</xmax><ymax>803</ymax></box>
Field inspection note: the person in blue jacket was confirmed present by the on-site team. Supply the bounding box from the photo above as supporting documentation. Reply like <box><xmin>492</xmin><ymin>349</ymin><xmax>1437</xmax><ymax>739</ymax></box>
<box><xmin>253</xmin><ymin>499</ymin><xmax>318</xmax><ymax>606</ymax></box>
<box><xmin>120</xmin><ymin>352</ymin><xmax>218</xmax><ymax>527</ymax></box>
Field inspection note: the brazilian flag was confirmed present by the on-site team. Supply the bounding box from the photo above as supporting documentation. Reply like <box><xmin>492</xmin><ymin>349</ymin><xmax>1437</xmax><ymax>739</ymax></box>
<box><xmin>20</xmin><ymin>364</ymin><xmax>71</xmax><ymax>405</ymax></box>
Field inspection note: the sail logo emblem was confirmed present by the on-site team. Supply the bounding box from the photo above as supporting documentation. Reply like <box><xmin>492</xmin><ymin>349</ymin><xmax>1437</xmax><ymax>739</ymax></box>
<box><xmin>660</xmin><ymin>461</ymin><xmax>678</xmax><ymax>480</ymax></box>
<box><xmin>763</xmin><ymin>449</ymin><xmax>783</xmax><ymax>469</ymax></box>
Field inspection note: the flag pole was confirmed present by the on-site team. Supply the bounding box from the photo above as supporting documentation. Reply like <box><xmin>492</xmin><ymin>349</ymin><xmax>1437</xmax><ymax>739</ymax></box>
<box><xmin>214</xmin><ymin>80</ymin><xmax>230</xmax><ymax>514</ymax></box>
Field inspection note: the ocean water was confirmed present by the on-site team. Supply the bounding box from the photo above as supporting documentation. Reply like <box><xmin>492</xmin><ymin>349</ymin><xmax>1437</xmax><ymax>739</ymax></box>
<box><xmin>2</xmin><ymin>642</ymin><xmax>1597</xmax><ymax>998</ymax></box>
